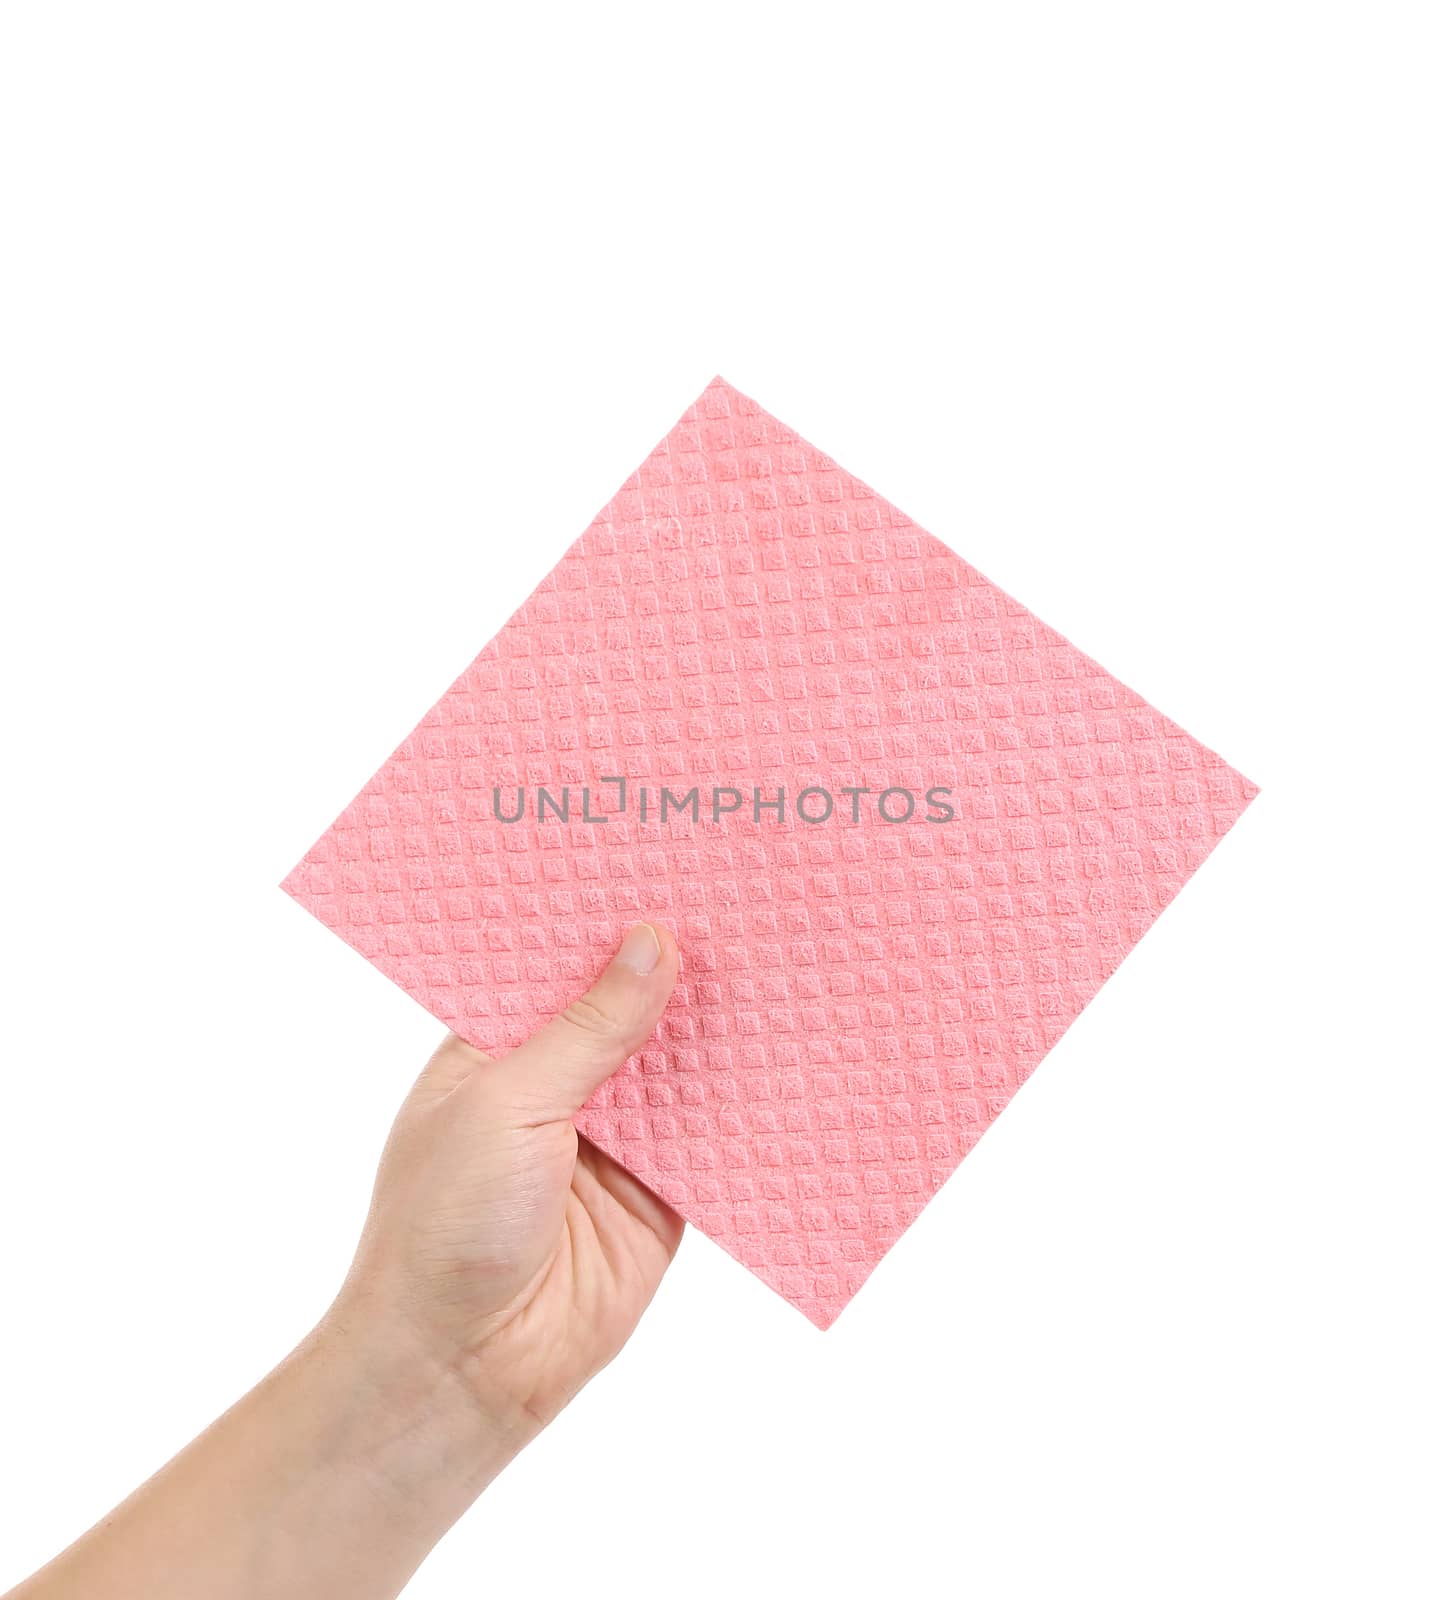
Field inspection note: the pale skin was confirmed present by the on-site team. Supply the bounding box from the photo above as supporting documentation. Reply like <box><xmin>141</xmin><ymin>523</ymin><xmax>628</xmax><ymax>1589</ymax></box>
<box><xmin>3</xmin><ymin>921</ymin><xmax>682</xmax><ymax>1600</ymax></box>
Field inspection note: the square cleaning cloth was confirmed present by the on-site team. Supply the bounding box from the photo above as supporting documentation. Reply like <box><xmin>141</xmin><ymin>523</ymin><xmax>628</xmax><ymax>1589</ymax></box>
<box><xmin>284</xmin><ymin>375</ymin><xmax>1257</xmax><ymax>1328</ymax></box>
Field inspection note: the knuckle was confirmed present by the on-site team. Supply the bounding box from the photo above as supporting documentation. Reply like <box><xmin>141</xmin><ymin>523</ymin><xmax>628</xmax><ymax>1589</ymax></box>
<box><xmin>436</xmin><ymin>1034</ymin><xmax>490</xmax><ymax>1067</ymax></box>
<box><xmin>559</xmin><ymin>993</ymin><xmax>625</xmax><ymax>1042</ymax></box>
<box><xmin>420</xmin><ymin>1037</ymin><xmax>489</xmax><ymax>1084</ymax></box>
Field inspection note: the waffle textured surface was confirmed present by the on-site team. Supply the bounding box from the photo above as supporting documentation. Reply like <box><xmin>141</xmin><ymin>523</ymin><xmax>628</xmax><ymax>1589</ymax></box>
<box><xmin>283</xmin><ymin>375</ymin><xmax>1257</xmax><ymax>1328</ymax></box>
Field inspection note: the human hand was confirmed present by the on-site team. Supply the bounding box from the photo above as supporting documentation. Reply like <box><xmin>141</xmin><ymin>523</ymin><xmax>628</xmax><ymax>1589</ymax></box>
<box><xmin>325</xmin><ymin>921</ymin><xmax>682</xmax><ymax>1443</ymax></box>
<box><xmin>0</xmin><ymin>924</ymin><xmax>683</xmax><ymax>1600</ymax></box>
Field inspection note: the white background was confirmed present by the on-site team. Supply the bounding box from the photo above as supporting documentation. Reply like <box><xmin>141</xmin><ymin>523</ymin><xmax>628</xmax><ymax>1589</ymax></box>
<box><xmin>1</xmin><ymin>4</ymin><xmax>1435</xmax><ymax>1596</ymax></box>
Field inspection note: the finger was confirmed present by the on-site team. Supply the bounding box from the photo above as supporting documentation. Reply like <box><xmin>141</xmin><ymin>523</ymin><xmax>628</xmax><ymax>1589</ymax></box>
<box><xmin>576</xmin><ymin>1135</ymin><xmax>685</xmax><ymax>1259</ymax></box>
<box><xmin>488</xmin><ymin>921</ymin><xmax>678</xmax><ymax>1121</ymax></box>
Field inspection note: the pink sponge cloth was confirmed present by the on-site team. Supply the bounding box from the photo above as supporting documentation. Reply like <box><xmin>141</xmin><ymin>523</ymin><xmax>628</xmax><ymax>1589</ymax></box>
<box><xmin>283</xmin><ymin>375</ymin><xmax>1257</xmax><ymax>1328</ymax></box>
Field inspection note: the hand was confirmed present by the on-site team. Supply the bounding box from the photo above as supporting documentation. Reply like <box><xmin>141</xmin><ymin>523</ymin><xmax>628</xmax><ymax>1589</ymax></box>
<box><xmin>326</xmin><ymin>920</ymin><xmax>683</xmax><ymax>1439</ymax></box>
<box><xmin>2</xmin><ymin>929</ymin><xmax>685</xmax><ymax>1600</ymax></box>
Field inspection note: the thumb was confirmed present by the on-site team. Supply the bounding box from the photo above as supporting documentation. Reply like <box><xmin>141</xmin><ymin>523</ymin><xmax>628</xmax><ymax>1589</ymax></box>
<box><xmin>489</xmin><ymin>921</ymin><xmax>679</xmax><ymax>1121</ymax></box>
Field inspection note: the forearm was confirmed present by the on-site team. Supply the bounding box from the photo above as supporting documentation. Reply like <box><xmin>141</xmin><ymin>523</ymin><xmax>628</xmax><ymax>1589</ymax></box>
<box><xmin>5</xmin><ymin>1309</ymin><xmax>530</xmax><ymax>1600</ymax></box>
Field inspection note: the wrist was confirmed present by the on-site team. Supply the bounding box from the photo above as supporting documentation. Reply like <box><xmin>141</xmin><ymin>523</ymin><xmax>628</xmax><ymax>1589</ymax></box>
<box><xmin>300</xmin><ymin>1294</ymin><xmax>535</xmax><ymax>1526</ymax></box>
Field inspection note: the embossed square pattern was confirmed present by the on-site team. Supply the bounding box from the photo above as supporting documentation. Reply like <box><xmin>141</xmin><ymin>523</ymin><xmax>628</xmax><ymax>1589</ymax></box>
<box><xmin>283</xmin><ymin>375</ymin><xmax>1257</xmax><ymax>1328</ymax></box>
